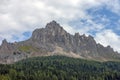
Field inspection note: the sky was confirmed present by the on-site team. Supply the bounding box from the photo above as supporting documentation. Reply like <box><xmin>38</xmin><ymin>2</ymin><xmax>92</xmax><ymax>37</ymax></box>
<box><xmin>0</xmin><ymin>0</ymin><xmax>120</xmax><ymax>52</ymax></box>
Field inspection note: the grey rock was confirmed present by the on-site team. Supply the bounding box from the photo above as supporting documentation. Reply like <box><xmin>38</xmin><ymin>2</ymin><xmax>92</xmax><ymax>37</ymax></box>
<box><xmin>0</xmin><ymin>20</ymin><xmax>120</xmax><ymax>63</ymax></box>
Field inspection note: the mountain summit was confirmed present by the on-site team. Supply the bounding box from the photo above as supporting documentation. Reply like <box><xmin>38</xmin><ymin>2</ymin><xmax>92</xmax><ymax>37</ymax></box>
<box><xmin>0</xmin><ymin>21</ymin><xmax>120</xmax><ymax>63</ymax></box>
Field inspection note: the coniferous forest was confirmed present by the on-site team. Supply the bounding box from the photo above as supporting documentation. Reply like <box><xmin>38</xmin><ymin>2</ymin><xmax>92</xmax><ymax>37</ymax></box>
<box><xmin>0</xmin><ymin>56</ymin><xmax>120</xmax><ymax>80</ymax></box>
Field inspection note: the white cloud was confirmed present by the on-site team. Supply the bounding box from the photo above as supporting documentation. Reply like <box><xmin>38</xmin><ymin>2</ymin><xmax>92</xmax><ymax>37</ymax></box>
<box><xmin>95</xmin><ymin>30</ymin><xmax>120</xmax><ymax>52</ymax></box>
<box><xmin>0</xmin><ymin>0</ymin><xmax>120</xmax><ymax>52</ymax></box>
<box><xmin>105</xmin><ymin>0</ymin><xmax>120</xmax><ymax>15</ymax></box>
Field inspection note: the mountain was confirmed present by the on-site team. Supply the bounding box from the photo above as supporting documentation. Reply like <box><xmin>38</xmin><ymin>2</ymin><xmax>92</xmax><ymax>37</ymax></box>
<box><xmin>0</xmin><ymin>20</ymin><xmax>120</xmax><ymax>63</ymax></box>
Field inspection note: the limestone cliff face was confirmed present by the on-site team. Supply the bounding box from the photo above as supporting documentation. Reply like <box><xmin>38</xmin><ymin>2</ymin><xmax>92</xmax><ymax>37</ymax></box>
<box><xmin>0</xmin><ymin>20</ymin><xmax>120</xmax><ymax>63</ymax></box>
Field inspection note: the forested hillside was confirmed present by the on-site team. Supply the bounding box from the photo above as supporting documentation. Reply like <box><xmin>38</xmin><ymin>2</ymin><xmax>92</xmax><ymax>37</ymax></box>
<box><xmin>0</xmin><ymin>56</ymin><xmax>120</xmax><ymax>80</ymax></box>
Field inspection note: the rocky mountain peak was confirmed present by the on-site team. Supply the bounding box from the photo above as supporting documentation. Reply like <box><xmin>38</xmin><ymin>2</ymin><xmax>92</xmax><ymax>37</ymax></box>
<box><xmin>1</xmin><ymin>39</ymin><xmax>9</xmax><ymax>47</ymax></box>
<box><xmin>46</xmin><ymin>20</ymin><xmax>60</xmax><ymax>29</ymax></box>
<box><xmin>31</xmin><ymin>20</ymin><xmax>67</xmax><ymax>42</ymax></box>
<box><xmin>74</xmin><ymin>33</ymin><xmax>80</xmax><ymax>37</ymax></box>
<box><xmin>2</xmin><ymin>39</ymin><xmax>7</xmax><ymax>44</ymax></box>
<box><xmin>0</xmin><ymin>20</ymin><xmax>120</xmax><ymax>63</ymax></box>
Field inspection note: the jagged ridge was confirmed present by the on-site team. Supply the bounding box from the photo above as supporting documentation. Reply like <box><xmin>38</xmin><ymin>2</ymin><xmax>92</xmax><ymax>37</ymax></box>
<box><xmin>0</xmin><ymin>20</ymin><xmax>120</xmax><ymax>63</ymax></box>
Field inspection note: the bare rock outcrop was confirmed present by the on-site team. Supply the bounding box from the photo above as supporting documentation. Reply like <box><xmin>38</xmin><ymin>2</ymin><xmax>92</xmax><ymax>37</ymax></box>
<box><xmin>0</xmin><ymin>20</ymin><xmax>120</xmax><ymax>63</ymax></box>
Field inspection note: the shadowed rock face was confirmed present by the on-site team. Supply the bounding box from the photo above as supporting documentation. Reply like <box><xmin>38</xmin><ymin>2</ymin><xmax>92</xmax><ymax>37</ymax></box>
<box><xmin>0</xmin><ymin>20</ymin><xmax>120</xmax><ymax>63</ymax></box>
